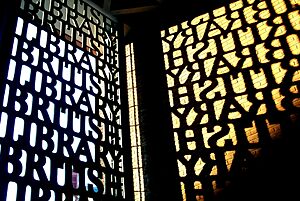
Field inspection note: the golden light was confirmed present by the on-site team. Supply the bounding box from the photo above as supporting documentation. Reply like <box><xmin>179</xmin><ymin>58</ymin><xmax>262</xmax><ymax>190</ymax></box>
<box><xmin>161</xmin><ymin>0</ymin><xmax>300</xmax><ymax>200</ymax></box>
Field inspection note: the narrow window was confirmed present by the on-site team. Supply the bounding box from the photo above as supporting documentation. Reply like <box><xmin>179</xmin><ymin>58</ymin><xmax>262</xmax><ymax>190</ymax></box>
<box><xmin>126</xmin><ymin>43</ymin><xmax>145</xmax><ymax>201</ymax></box>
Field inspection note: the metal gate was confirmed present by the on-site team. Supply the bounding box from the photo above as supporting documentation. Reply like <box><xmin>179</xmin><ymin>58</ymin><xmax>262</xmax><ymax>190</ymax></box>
<box><xmin>0</xmin><ymin>0</ymin><xmax>128</xmax><ymax>200</ymax></box>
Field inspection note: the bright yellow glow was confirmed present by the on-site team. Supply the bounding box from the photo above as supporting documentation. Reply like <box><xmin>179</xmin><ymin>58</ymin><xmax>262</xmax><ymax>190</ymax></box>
<box><xmin>172</xmin><ymin>112</ymin><xmax>181</xmax><ymax>128</ymax></box>
<box><xmin>289</xmin><ymin>11</ymin><xmax>300</xmax><ymax>30</ymax></box>
<box><xmin>178</xmin><ymin>160</ymin><xmax>187</xmax><ymax>177</ymax></box>
<box><xmin>271</xmin><ymin>0</ymin><xmax>287</xmax><ymax>14</ymax></box>
<box><xmin>290</xmin><ymin>58</ymin><xmax>299</xmax><ymax>67</ymax></box>
<box><xmin>271</xmin><ymin>62</ymin><xmax>288</xmax><ymax>84</ymax></box>
<box><xmin>221</xmin><ymin>33</ymin><xmax>236</xmax><ymax>52</ymax></box>
<box><xmin>180</xmin><ymin>182</ymin><xmax>187</xmax><ymax>201</ymax></box>
<box><xmin>225</xmin><ymin>150</ymin><xmax>236</xmax><ymax>171</ymax></box>
<box><xmin>243</xmin><ymin>6</ymin><xmax>258</xmax><ymax>24</ymax></box>
<box><xmin>161</xmin><ymin>0</ymin><xmax>300</xmax><ymax>199</ymax></box>
<box><xmin>287</xmin><ymin>34</ymin><xmax>300</xmax><ymax>55</ymax></box>
<box><xmin>126</xmin><ymin>43</ymin><xmax>145</xmax><ymax>201</ymax></box>
<box><xmin>194</xmin><ymin>157</ymin><xmax>205</xmax><ymax>175</ymax></box>
<box><xmin>250</xmin><ymin>69</ymin><xmax>268</xmax><ymax>89</ymax></box>
<box><xmin>272</xmin><ymin>88</ymin><xmax>286</xmax><ymax>111</ymax></box>
<box><xmin>185</xmin><ymin>107</ymin><xmax>197</xmax><ymax>126</ymax></box>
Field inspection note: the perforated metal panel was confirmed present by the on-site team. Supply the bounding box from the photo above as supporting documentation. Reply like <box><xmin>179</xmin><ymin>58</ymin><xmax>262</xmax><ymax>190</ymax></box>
<box><xmin>0</xmin><ymin>0</ymin><xmax>127</xmax><ymax>200</ymax></box>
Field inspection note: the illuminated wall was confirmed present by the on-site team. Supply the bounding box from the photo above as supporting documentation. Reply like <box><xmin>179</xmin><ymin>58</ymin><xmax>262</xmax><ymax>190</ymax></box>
<box><xmin>126</xmin><ymin>43</ymin><xmax>145</xmax><ymax>201</ymax></box>
<box><xmin>0</xmin><ymin>0</ymin><xmax>126</xmax><ymax>200</ymax></box>
<box><xmin>161</xmin><ymin>0</ymin><xmax>300</xmax><ymax>200</ymax></box>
